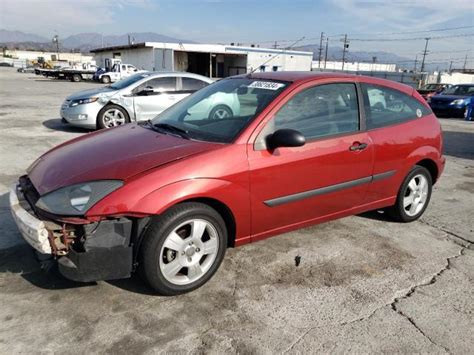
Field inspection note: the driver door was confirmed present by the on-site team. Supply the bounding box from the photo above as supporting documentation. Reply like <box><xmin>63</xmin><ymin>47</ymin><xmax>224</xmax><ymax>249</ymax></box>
<box><xmin>248</xmin><ymin>82</ymin><xmax>374</xmax><ymax>240</ymax></box>
<box><xmin>133</xmin><ymin>77</ymin><xmax>178</xmax><ymax>121</ymax></box>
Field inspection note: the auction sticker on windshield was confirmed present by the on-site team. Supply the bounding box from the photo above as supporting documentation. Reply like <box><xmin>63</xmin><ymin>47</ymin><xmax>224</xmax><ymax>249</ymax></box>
<box><xmin>248</xmin><ymin>81</ymin><xmax>286</xmax><ymax>90</ymax></box>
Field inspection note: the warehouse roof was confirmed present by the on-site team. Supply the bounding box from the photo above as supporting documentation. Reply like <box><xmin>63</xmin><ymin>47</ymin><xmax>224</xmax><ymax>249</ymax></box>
<box><xmin>90</xmin><ymin>42</ymin><xmax>313</xmax><ymax>57</ymax></box>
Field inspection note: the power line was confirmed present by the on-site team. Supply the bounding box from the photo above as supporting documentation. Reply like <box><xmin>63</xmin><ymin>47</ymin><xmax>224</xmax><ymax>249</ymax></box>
<box><xmin>350</xmin><ymin>33</ymin><xmax>474</xmax><ymax>42</ymax></box>
<box><xmin>342</xmin><ymin>25</ymin><xmax>474</xmax><ymax>37</ymax></box>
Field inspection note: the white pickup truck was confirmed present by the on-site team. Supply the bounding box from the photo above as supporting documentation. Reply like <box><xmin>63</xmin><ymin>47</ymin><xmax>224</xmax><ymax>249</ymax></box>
<box><xmin>97</xmin><ymin>63</ymin><xmax>145</xmax><ymax>84</ymax></box>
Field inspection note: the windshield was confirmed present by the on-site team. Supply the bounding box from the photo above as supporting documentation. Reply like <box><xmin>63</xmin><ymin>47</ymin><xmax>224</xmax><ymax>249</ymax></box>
<box><xmin>110</xmin><ymin>73</ymin><xmax>150</xmax><ymax>90</ymax></box>
<box><xmin>421</xmin><ymin>84</ymin><xmax>439</xmax><ymax>90</ymax></box>
<box><xmin>442</xmin><ymin>85</ymin><xmax>474</xmax><ymax>96</ymax></box>
<box><xmin>151</xmin><ymin>78</ymin><xmax>289</xmax><ymax>143</ymax></box>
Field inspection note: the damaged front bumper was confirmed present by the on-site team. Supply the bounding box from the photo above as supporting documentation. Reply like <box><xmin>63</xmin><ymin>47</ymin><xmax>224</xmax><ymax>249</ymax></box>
<box><xmin>9</xmin><ymin>178</ymin><xmax>136</xmax><ymax>283</ymax></box>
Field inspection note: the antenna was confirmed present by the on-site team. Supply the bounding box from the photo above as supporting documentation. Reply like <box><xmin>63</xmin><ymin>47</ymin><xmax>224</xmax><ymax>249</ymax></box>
<box><xmin>248</xmin><ymin>36</ymin><xmax>306</xmax><ymax>75</ymax></box>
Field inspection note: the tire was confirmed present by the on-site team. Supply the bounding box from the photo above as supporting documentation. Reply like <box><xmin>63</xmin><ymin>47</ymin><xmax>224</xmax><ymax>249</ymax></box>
<box><xmin>101</xmin><ymin>75</ymin><xmax>111</xmax><ymax>84</ymax></box>
<box><xmin>71</xmin><ymin>74</ymin><xmax>82</xmax><ymax>82</ymax></box>
<box><xmin>388</xmin><ymin>165</ymin><xmax>432</xmax><ymax>222</ymax></box>
<box><xmin>139</xmin><ymin>202</ymin><xmax>228</xmax><ymax>295</ymax></box>
<box><xmin>97</xmin><ymin>104</ymin><xmax>129</xmax><ymax>129</ymax></box>
<box><xmin>209</xmin><ymin>105</ymin><xmax>233</xmax><ymax>120</ymax></box>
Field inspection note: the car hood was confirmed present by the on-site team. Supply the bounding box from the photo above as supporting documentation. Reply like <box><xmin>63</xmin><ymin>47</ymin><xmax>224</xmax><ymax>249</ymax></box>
<box><xmin>66</xmin><ymin>86</ymin><xmax>117</xmax><ymax>101</ymax></box>
<box><xmin>28</xmin><ymin>124</ymin><xmax>220</xmax><ymax>195</ymax></box>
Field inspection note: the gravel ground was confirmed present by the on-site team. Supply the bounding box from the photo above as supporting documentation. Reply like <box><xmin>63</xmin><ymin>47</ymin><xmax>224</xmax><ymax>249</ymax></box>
<box><xmin>0</xmin><ymin>67</ymin><xmax>472</xmax><ymax>354</ymax></box>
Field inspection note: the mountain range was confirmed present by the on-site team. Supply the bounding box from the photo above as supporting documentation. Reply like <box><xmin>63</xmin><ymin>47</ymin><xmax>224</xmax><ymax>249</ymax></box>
<box><xmin>0</xmin><ymin>29</ymin><xmax>191</xmax><ymax>52</ymax></box>
<box><xmin>1</xmin><ymin>29</ymin><xmax>415</xmax><ymax>69</ymax></box>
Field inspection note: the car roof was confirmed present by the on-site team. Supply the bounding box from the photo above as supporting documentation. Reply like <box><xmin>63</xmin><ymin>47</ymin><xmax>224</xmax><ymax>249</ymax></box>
<box><xmin>146</xmin><ymin>71</ymin><xmax>214</xmax><ymax>82</ymax></box>
<box><xmin>235</xmin><ymin>71</ymin><xmax>415</xmax><ymax>95</ymax></box>
<box><xmin>243</xmin><ymin>71</ymin><xmax>357</xmax><ymax>83</ymax></box>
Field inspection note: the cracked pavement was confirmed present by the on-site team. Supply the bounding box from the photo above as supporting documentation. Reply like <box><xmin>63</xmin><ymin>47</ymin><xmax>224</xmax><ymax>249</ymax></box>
<box><xmin>0</xmin><ymin>68</ymin><xmax>473</xmax><ymax>353</ymax></box>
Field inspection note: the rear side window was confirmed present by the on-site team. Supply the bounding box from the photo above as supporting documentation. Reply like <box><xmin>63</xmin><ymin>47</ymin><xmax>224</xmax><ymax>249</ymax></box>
<box><xmin>182</xmin><ymin>77</ymin><xmax>209</xmax><ymax>91</ymax></box>
<box><xmin>273</xmin><ymin>83</ymin><xmax>360</xmax><ymax>140</ymax></box>
<box><xmin>362</xmin><ymin>84</ymin><xmax>431</xmax><ymax>129</ymax></box>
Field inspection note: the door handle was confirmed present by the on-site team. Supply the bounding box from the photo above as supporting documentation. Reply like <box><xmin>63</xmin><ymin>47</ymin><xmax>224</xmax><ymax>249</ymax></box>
<box><xmin>349</xmin><ymin>142</ymin><xmax>368</xmax><ymax>151</ymax></box>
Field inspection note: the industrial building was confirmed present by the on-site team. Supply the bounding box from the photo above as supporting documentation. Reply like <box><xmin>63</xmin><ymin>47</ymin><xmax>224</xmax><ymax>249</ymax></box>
<box><xmin>312</xmin><ymin>60</ymin><xmax>397</xmax><ymax>72</ymax></box>
<box><xmin>91</xmin><ymin>42</ymin><xmax>313</xmax><ymax>78</ymax></box>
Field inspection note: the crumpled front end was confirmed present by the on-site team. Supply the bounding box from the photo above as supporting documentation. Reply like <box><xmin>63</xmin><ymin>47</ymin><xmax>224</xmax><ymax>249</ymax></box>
<box><xmin>9</xmin><ymin>176</ymin><xmax>136</xmax><ymax>282</ymax></box>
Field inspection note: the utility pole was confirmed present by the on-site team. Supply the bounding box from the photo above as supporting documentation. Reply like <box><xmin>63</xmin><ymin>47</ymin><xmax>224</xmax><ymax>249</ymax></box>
<box><xmin>341</xmin><ymin>34</ymin><xmax>349</xmax><ymax>71</ymax></box>
<box><xmin>52</xmin><ymin>35</ymin><xmax>60</xmax><ymax>61</ymax></box>
<box><xmin>449</xmin><ymin>60</ymin><xmax>453</xmax><ymax>73</ymax></box>
<box><xmin>420</xmin><ymin>37</ymin><xmax>430</xmax><ymax>73</ymax></box>
<box><xmin>273</xmin><ymin>41</ymin><xmax>278</xmax><ymax>49</ymax></box>
<box><xmin>318</xmin><ymin>32</ymin><xmax>324</xmax><ymax>69</ymax></box>
<box><xmin>414</xmin><ymin>55</ymin><xmax>418</xmax><ymax>72</ymax></box>
<box><xmin>463</xmin><ymin>53</ymin><xmax>468</xmax><ymax>71</ymax></box>
<box><xmin>324</xmin><ymin>37</ymin><xmax>329</xmax><ymax>69</ymax></box>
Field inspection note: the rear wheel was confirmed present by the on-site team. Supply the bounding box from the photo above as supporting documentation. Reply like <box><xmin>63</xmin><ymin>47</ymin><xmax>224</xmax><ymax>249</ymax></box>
<box><xmin>97</xmin><ymin>104</ymin><xmax>129</xmax><ymax>129</ymax></box>
<box><xmin>139</xmin><ymin>202</ymin><xmax>227</xmax><ymax>295</ymax></box>
<box><xmin>71</xmin><ymin>74</ymin><xmax>82</xmax><ymax>82</ymax></box>
<box><xmin>388</xmin><ymin>165</ymin><xmax>432</xmax><ymax>222</ymax></box>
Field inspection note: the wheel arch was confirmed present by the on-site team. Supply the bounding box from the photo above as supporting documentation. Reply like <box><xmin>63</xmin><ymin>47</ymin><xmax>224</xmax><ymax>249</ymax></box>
<box><xmin>176</xmin><ymin>197</ymin><xmax>237</xmax><ymax>248</ymax></box>
<box><xmin>415</xmin><ymin>158</ymin><xmax>439</xmax><ymax>184</ymax></box>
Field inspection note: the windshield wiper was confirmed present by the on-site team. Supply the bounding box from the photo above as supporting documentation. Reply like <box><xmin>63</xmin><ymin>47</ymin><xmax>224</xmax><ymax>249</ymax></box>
<box><xmin>152</xmin><ymin>122</ymin><xmax>190</xmax><ymax>139</ymax></box>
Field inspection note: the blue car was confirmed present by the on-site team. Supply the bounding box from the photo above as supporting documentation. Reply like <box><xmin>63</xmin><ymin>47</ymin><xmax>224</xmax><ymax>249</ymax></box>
<box><xmin>429</xmin><ymin>84</ymin><xmax>474</xmax><ymax>121</ymax></box>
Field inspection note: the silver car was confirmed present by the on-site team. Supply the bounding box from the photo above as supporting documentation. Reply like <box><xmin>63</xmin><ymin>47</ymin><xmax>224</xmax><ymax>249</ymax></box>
<box><xmin>60</xmin><ymin>72</ymin><xmax>240</xmax><ymax>129</ymax></box>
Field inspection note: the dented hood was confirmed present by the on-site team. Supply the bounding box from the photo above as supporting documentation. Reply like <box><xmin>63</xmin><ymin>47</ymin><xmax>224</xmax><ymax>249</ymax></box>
<box><xmin>28</xmin><ymin>124</ymin><xmax>220</xmax><ymax>195</ymax></box>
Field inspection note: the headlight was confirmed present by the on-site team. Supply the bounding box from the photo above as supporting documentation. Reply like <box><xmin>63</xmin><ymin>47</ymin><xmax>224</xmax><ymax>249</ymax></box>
<box><xmin>36</xmin><ymin>180</ymin><xmax>123</xmax><ymax>215</ymax></box>
<box><xmin>70</xmin><ymin>97</ymin><xmax>99</xmax><ymax>107</ymax></box>
<box><xmin>450</xmin><ymin>99</ymin><xmax>466</xmax><ymax>105</ymax></box>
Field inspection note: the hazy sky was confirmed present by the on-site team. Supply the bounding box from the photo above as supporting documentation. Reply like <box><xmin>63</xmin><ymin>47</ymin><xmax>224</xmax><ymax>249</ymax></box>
<box><xmin>1</xmin><ymin>0</ymin><xmax>473</xmax><ymax>66</ymax></box>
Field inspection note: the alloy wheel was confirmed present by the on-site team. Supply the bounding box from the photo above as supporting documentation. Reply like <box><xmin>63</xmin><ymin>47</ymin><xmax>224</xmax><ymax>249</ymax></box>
<box><xmin>159</xmin><ymin>219</ymin><xmax>219</xmax><ymax>285</ymax></box>
<box><xmin>102</xmin><ymin>109</ymin><xmax>126</xmax><ymax>128</ymax></box>
<box><xmin>403</xmin><ymin>174</ymin><xmax>429</xmax><ymax>217</ymax></box>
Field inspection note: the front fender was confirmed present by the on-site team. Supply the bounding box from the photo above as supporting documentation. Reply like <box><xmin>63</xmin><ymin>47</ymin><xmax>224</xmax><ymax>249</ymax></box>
<box><xmin>87</xmin><ymin>178</ymin><xmax>251</xmax><ymax>242</ymax></box>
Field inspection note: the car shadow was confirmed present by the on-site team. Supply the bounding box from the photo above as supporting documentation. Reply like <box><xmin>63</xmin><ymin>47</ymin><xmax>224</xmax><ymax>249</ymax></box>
<box><xmin>357</xmin><ymin>209</ymin><xmax>398</xmax><ymax>223</ymax></box>
<box><xmin>42</xmin><ymin>118</ymin><xmax>92</xmax><ymax>133</ymax></box>
<box><xmin>442</xmin><ymin>130</ymin><xmax>474</xmax><ymax>160</ymax></box>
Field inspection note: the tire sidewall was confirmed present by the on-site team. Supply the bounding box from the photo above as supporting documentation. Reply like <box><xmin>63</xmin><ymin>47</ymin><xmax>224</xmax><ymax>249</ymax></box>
<box><xmin>101</xmin><ymin>76</ymin><xmax>111</xmax><ymax>84</ymax></box>
<box><xmin>396</xmin><ymin>166</ymin><xmax>432</xmax><ymax>222</ymax></box>
<box><xmin>140</xmin><ymin>203</ymin><xmax>227</xmax><ymax>295</ymax></box>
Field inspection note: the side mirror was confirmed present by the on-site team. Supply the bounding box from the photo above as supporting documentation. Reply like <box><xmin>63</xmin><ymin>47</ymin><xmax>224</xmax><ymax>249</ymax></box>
<box><xmin>137</xmin><ymin>86</ymin><xmax>154</xmax><ymax>96</ymax></box>
<box><xmin>266</xmin><ymin>129</ymin><xmax>305</xmax><ymax>150</ymax></box>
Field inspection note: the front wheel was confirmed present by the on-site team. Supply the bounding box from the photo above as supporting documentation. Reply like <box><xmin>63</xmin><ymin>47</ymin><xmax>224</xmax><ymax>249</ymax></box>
<box><xmin>97</xmin><ymin>104</ymin><xmax>129</xmax><ymax>129</ymax></box>
<box><xmin>139</xmin><ymin>202</ymin><xmax>227</xmax><ymax>295</ymax></box>
<box><xmin>209</xmin><ymin>105</ymin><xmax>233</xmax><ymax>120</ymax></box>
<box><xmin>388</xmin><ymin>165</ymin><xmax>432</xmax><ymax>222</ymax></box>
<box><xmin>101</xmin><ymin>75</ymin><xmax>111</xmax><ymax>84</ymax></box>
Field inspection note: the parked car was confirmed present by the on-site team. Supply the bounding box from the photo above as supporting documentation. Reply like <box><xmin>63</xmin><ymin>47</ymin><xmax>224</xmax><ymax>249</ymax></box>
<box><xmin>417</xmin><ymin>83</ymin><xmax>451</xmax><ymax>101</ymax></box>
<box><xmin>17</xmin><ymin>66</ymin><xmax>36</xmax><ymax>73</ymax></box>
<box><xmin>10</xmin><ymin>72</ymin><xmax>445</xmax><ymax>295</ymax></box>
<box><xmin>97</xmin><ymin>63</ymin><xmax>144</xmax><ymax>83</ymax></box>
<box><xmin>60</xmin><ymin>72</ymin><xmax>237</xmax><ymax>129</ymax></box>
<box><xmin>429</xmin><ymin>84</ymin><xmax>474</xmax><ymax>120</ymax></box>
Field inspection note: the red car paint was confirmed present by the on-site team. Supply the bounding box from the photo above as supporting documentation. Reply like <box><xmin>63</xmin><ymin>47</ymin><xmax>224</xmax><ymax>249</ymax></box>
<box><xmin>28</xmin><ymin>72</ymin><xmax>445</xmax><ymax>247</ymax></box>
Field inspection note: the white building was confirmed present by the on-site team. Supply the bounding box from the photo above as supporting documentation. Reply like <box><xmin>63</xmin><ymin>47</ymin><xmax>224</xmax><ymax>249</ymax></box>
<box><xmin>2</xmin><ymin>49</ymin><xmax>94</xmax><ymax>64</ymax></box>
<box><xmin>91</xmin><ymin>42</ymin><xmax>313</xmax><ymax>78</ymax></box>
<box><xmin>312</xmin><ymin>60</ymin><xmax>397</xmax><ymax>72</ymax></box>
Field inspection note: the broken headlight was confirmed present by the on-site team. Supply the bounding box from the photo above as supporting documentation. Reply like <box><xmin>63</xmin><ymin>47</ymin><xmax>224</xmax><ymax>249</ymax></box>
<box><xmin>36</xmin><ymin>180</ymin><xmax>123</xmax><ymax>216</ymax></box>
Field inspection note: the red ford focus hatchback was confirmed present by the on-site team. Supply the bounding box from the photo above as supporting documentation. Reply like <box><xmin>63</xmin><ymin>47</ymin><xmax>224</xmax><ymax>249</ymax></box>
<box><xmin>10</xmin><ymin>72</ymin><xmax>445</xmax><ymax>295</ymax></box>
